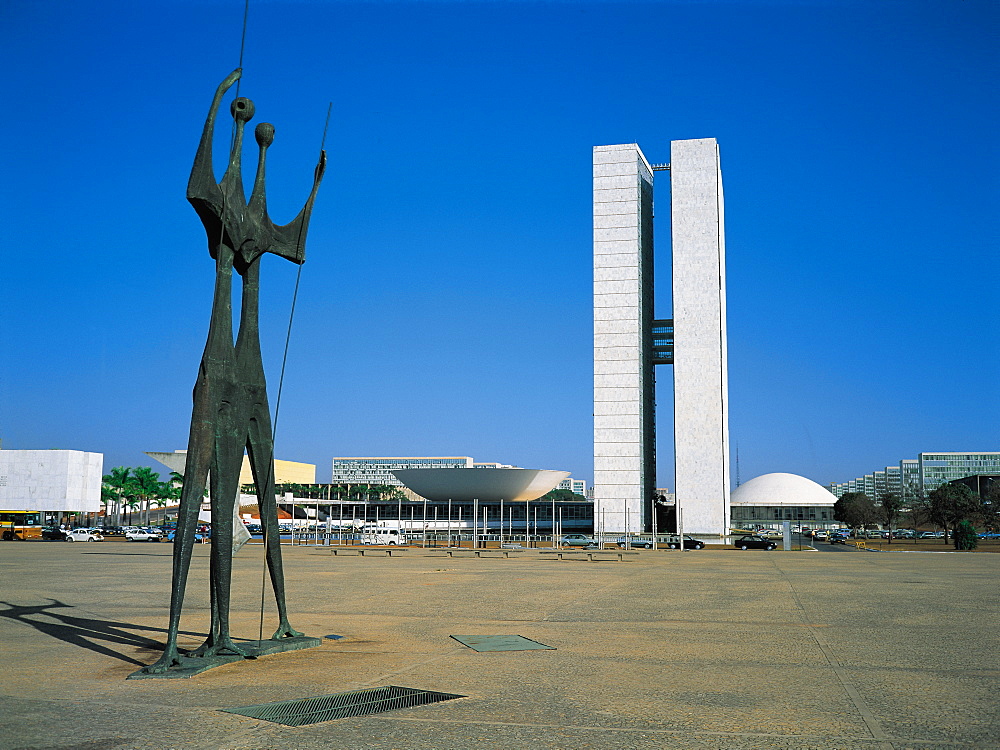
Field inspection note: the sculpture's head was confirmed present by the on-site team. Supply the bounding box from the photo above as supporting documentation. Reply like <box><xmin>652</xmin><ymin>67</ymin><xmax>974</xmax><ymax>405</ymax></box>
<box><xmin>231</xmin><ymin>97</ymin><xmax>255</xmax><ymax>123</ymax></box>
<box><xmin>255</xmin><ymin>123</ymin><xmax>275</xmax><ymax>148</ymax></box>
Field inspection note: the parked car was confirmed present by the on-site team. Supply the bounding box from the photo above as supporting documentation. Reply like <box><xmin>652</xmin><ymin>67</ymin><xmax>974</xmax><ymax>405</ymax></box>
<box><xmin>65</xmin><ymin>529</ymin><xmax>103</xmax><ymax>542</ymax></box>
<box><xmin>918</xmin><ymin>531</ymin><xmax>939</xmax><ymax>539</ymax></box>
<box><xmin>883</xmin><ymin>529</ymin><xmax>914</xmax><ymax>539</ymax></box>
<box><xmin>560</xmin><ymin>534</ymin><xmax>596</xmax><ymax>547</ymax></box>
<box><xmin>812</xmin><ymin>530</ymin><xmax>828</xmax><ymax>541</ymax></box>
<box><xmin>166</xmin><ymin>530</ymin><xmax>205</xmax><ymax>543</ymax></box>
<box><xmin>732</xmin><ymin>534</ymin><xmax>777</xmax><ymax>550</ymax></box>
<box><xmin>124</xmin><ymin>528</ymin><xmax>162</xmax><ymax>542</ymax></box>
<box><xmin>664</xmin><ymin>535</ymin><xmax>705</xmax><ymax>549</ymax></box>
<box><xmin>615</xmin><ymin>536</ymin><xmax>655</xmax><ymax>549</ymax></box>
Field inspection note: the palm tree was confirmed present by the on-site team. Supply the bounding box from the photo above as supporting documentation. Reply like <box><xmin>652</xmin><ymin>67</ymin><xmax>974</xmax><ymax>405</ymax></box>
<box><xmin>100</xmin><ymin>486</ymin><xmax>118</xmax><ymax>526</ymax></box>
<box><xmin>102</xmin><ymin>467</ymin><xmax>132</xmax><ymax>526</ymax></box>
<box><xmin>150</xmin><ymin>494</ymin><xmax>170</xmax><ymax>525</ymax></box>
<box><xmin>130</xmin><ymin>467</ymin><xmax>164</xmax><ymax>526</ymax></box>
<box><xmin>124</xmin><ymin>496</ymin><xmax>141</xmax><ymax>525</ymax></box>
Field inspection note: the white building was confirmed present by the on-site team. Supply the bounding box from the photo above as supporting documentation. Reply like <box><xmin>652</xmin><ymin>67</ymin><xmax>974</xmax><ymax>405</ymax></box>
<box><xmin>731</xmin><ymin>473</ymin><xmax>836</xmax><ymax>528</ymax></box>
<box><xmin>0</xmin><ymin>450</ymin><xmax>103</xmax><ymax>512</ymax></box>
<box><xmin>593</xmin><ymin>139</ymin><xmax>729</xmax><ymax>536</ymax></box>
<box><xmin>592</xmin><ymin>143</ymin><xmax>655</xmax><ymax>537</ymax></box>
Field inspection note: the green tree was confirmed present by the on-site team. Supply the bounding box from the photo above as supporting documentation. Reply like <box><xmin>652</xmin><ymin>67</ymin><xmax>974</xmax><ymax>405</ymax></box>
<box><xmin>952</xmin><ymin>520</ymin><xmax>979</xmax><ymax>551</ymax></box>
<box><xmin>878</xmin><ymin>492</ymin><xmax>903</xmax><ymax>543</ymax></box>
<box><xmin>928</xmin><ymin>483</ymin><xmax>980</xmax><ymax>544</ymax></box>
<box><xmin>833</xmin><ymin>492</ymin><xmax>877</xmax><ymax>530</ymax></box>
<box><xmin>978</xmin><ymin>481</ymin><xmax>999</xmax><ymax>532</ymax></box>
<box><xmin>903</xmin><ymin>483</ymin><xmax>931</xmax><ymax>541</ymax></box>
<box><xmin>102</xmin><ymin>466</ymin><xmax>132</xmax><ymax>526</ymax></box>
<box><xmin>130</xmin><ymin>467</ymin><xmax>164</xmax><ymax>526</ymax></box>
<box><xmin>540</xmin><ymin>488</ymin><xmax>587</xmax><ymax>503</ymax></box>
<box><xmin>150</xmin><ymin>494</ymin><xmax>170</xmax><ymax>525</ymax></box>
<box><xmin>100</xmin><ymin>486</ymin><xmax>118</xmax><ymax>525</ymax></box>
<box><xmin>123</xmin><ymin>495</ymin><xmax>141</xmax><ymax>525</ymax></box>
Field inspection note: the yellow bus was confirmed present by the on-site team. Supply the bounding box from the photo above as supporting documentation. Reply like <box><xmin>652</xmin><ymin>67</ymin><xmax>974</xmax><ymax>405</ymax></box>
<box><xmin>1</xmin><ymin>510</ymin><xmax>44</xmax><ymax>540</ymax></box>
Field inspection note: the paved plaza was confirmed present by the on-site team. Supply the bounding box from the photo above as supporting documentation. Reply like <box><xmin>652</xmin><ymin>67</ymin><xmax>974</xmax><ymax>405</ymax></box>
<box><xmin>0</xmin><ymin>542</ymin><xmax>997</xmax><ymax>750</ymax></box>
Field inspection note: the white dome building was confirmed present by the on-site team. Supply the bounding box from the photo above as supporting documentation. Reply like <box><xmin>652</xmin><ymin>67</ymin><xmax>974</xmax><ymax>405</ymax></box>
<box><xmin>730</xmin><ymin>473</ymin><xmax>837</xmax><ymax>529</ymax></box>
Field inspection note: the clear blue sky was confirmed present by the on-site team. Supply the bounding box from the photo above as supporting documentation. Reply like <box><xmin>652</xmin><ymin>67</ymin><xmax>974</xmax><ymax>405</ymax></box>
<box><xmin>2</xmin><ymin>0</ymin><xmax>997</xmax><ymax>488</ymax></box>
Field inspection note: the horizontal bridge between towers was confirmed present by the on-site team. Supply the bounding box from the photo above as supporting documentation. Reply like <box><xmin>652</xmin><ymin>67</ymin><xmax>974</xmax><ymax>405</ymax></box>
<box><xmin>652</xmin><ymin>319</ymin><xmax>673</xmax><ymax>365</ymax></box>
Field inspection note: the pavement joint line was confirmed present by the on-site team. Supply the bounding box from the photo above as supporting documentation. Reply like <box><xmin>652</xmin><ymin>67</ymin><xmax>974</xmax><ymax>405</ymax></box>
<box><xmin>771</xmin><ymin>558</ymin><xmax>894</xmax><ymax>750</ymax></box>
<box><xmin>357</xmin><ymin>645</ymin><xmax>467</xmax><ymax>688</ymax></box>
<box><xmin>539</xmin><ymin>573</ymin><xmax>637</xmax><ymax>622</ymax></box>
<box><xmin>387</xmin><ymin>717</ymin><xmax>978</xmax><ymax>746</ymax></box>
<box><xmin>1</xmin><ymin>696</ymin><xmax>978</xmax><ymax>748</ymax></box>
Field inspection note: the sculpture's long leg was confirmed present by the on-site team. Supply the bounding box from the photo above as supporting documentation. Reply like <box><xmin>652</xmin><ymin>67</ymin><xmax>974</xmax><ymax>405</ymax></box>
<box><xmin>192</xmin><ymin>410</ymin><xmax>246</xmax><ymax>658</ymax></box>
<box><xmin>188</xmin><ymin>526</ymin><xmax>220</xmax><ymax>657</ymax></box>
<box><xmin>139</xmin><ymin>367</ymin><xmax>216</xmax><ymax>674</ymax></box>
<box><xmin>247</xmin><ymin>412</ymin><xmax>302</xmax><ymax>640</ymax></box>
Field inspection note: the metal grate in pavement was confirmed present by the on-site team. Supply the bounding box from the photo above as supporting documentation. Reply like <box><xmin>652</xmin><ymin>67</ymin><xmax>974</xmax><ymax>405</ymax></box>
<box><xmin>450</xmin><ymin>634</ymin><xmax>555</xmax><ymax>652</ymax></box>
<box><xmin>221</xmin><ymin>685</ymin><xmax>464</xmax><ymax>726</ymax></box>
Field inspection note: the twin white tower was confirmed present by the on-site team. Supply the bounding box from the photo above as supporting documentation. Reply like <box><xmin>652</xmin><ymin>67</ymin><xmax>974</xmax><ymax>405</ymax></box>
<box><xmin>593</xmin><ymin>139</ymin><xmax>730</xmax><ymax>536</ymax></box>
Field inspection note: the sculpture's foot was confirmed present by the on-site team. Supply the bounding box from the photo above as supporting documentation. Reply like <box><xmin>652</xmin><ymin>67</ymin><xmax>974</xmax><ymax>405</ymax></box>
<box><xmin>187</xmin><ymin>637</ymin><xmax>213</xmax><ymax>658</ymax></box>
<box><xmin>138</xmin><ymin>645</ymin><xmax>184</xmax><ymax>675</ymax></box>
<box><xmin>192</xmin><ymin>636</ymin><xmax>248</xmax><ymax>659</ymax></box>
<box><xmin>271</xmin><ymin>620</ymin><xmax>304</xmax><ymax>640</ymax></box>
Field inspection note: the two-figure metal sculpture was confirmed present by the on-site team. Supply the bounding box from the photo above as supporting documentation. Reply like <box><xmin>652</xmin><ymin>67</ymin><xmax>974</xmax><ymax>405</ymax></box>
<box><xmin>136</xmin><ymin>69</ymin><xmax>325</xmax><ymax>676</ymax></box>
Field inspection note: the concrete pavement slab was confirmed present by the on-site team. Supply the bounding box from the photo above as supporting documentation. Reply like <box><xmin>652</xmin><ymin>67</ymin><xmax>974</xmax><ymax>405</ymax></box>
<box><xmin>0</xmin><ymin>542</ymin><xmax>996</xmax><ymax>749</ymax></box>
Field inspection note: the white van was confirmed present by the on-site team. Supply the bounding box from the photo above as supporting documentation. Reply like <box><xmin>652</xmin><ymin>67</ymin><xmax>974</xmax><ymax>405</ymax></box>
<box><xmin>358</xmin><ymin>525</ymin><xmax>405</xmax><ymax>545</ymax></box>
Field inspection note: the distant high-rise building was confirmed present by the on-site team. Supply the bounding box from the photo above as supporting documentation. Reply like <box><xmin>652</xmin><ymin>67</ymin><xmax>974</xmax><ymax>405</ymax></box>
<box><xmin>557</xmin><ymin>478</ymin><xmax>587</xmax><ymax>496</ymax></box>
<box><xmin>332</xmin><ymin>457</ymin><xmax>474</xmax><ymax>486</ymax></box>
<box><xmin>900</xmin><ymin>459</ymin><xmax>920</xmax><ymax>498</ymax></box>
<box><xmin>830</xmin><ymin>452</ymin><xmax>1000</xmax><ymax>499</ymax></box>
<box><xmin>330</xmin><ymin>457</ymin><xmax>517</xmax><ymax>487</ymax></box>
<box><xmin>918</xmin><ymin>452</ymin><xmax>1000</xmax><ymax>492</ymax></box>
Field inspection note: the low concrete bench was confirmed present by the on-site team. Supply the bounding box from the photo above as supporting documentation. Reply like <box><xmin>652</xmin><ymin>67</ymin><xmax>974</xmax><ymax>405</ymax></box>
<box><xmin>437</xmin><ymin>547</ymin><xmax>528</xmax><ymax>559</ymax></box>
<box><xmin>538</xmin><ymin>549</ymin><xmax>638</xmax><ymax>562</ymax></box>
<box><xmin>321</xmin><ymin>546</ymin><xmax>408</xmax><ymax>557</ymax></box>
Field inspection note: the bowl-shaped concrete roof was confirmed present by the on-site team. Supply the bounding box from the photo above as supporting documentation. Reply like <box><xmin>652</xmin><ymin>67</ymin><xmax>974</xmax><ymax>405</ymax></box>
<box><xmin>731</xmin><ymin>473</ymin><xmax>835</xmax><ymax>506</ymax></box>
<box><xmin>391</xmin><ymin>468</ymin><xmax>570</xmax><ymax>502</ymax></box>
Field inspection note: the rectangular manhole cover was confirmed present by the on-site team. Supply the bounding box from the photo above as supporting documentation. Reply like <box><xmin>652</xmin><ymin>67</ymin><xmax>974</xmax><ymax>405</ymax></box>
<box><xmin>450</xmin><ymin>634</ymin><xmax>554</xmax><ymax>652</ymax></box>
<box><xmin>222</xmin><ymin>685</ymin><xmax>464</xmax><ymax>726</ymax></box>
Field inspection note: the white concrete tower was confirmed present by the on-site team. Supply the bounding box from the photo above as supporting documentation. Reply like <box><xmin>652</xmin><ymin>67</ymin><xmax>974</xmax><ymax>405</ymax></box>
<box><xmin>670</xmin><ymin>138</ymin><xmax>730</xmax><ymax>534</ymax></box>
<box><xmin>592</xmin><ymin>144</ymin><xmax>655</xmax><ymax>534</ymax></box>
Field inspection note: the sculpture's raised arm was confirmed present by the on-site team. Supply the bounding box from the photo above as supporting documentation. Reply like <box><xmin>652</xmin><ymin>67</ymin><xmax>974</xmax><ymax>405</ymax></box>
<box><xmin>268</xmin><ymin>149</ymin><xmax>327</xmax><ymax>265</ymax></box>
<box><xmin>187</xmin><ymin>68</ymin><xmax>242</xmax><ymax>208</ymax></box>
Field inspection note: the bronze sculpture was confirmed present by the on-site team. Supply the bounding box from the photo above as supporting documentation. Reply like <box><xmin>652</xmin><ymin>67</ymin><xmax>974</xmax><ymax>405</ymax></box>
<box><xmin>135</xmin><ymin>69</ymin><xmax>325</xmax><ymax>677</ymax></box>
